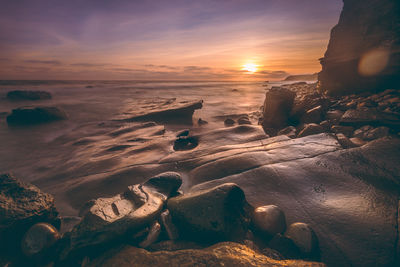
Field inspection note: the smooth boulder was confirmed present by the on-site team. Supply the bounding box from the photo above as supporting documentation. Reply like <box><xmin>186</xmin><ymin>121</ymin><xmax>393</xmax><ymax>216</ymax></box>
<box><xmin>285</xmin><ymin>223</ymin><xmax>318</xmax><ymax>256</ymax></box>
<box><xmin>167</xmin><ymin>183</ymin><xmax>252</xmax><ymax>243</ymax></box>
<box><xmin>21</xmin><ymin>223</ymin><xmax>60</xmax><ymax>257</ymax></box>
<box><xmin>253</xmin><ymin>205</ymin><xmax>286</xmax><ymax>236</ymax></box>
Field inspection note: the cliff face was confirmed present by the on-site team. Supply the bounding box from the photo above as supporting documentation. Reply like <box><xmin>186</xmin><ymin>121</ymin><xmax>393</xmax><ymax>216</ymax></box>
<box><xmin>318</xmin><ymin>0</ymin><xmax>400</xmax><ymax>95</ymax></box>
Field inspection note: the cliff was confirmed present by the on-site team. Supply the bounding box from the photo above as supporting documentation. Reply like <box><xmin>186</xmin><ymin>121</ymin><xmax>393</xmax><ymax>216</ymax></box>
<box><xmin>318</xmin><ymin>0</ymin><xmax>400</xmax><ymax>95</ymax></box>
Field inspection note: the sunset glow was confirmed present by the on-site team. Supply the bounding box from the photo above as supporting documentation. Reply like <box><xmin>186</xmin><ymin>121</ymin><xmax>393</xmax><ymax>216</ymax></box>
<box><xmin>242</xmin><ymin>63</ymin><xmax>259</xmax><ymax>73</ymax></box>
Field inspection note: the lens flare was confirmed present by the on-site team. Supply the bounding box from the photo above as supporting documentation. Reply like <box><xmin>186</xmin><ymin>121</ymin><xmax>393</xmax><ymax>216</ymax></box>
<box><xmin>358</xmin><ymin>48</ymin><xmax>390</xmax><ymax>76</ymax></box>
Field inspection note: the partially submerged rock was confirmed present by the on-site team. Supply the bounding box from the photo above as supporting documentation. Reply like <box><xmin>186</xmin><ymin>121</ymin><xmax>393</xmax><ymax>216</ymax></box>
<box><xmin>6</xmin><ymin>106</ymin><xmax>67</xmax><ymax>125</ymax></box>
<box><xmin>261</xmin><ymin>87</ymin><xmax>296</xmax><ymax>131</ymax></box>
<box><xmin>167</xmin><ymin>183</ymin><xmax>252</xmax><ymax>243</ymax></box>
<box><xmin>6</xmin><ymin>90</ymin><xmax>52</xmax><ymax>101</ymax></box>
<box><xmin>88</xmin><ymin>242</ymin><xmax>326</xmax><ymax>267</ymax></box>
<box><xmin>120</xmin><ymin>100</ymin><xmax>203</xmax><ymax>124</ymax></box>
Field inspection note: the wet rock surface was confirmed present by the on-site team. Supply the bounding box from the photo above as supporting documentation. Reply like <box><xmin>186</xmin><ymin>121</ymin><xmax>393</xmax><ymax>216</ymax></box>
<box><xmin>6</xmin><ymin>106</ymin><xmax>67</xmax><ymax>125</ymax></box>
<box><xmin>119</xmin><ymin>100</ymin><xmax>203</xmax><ymax>124</ymax></box>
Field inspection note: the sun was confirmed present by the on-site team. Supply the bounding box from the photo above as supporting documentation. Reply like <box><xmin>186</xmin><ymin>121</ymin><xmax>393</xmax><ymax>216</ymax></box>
<box><xmin>242</xmin><ymin>63</ymin><xmax>258</xmax><ymax>73</ymax></box>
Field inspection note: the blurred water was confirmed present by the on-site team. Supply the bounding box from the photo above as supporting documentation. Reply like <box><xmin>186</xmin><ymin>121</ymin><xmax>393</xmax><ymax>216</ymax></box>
<box><xmin>0</xmin><ymin>80</ymin><xmax>291</xmax><ymax>213</ymax></box>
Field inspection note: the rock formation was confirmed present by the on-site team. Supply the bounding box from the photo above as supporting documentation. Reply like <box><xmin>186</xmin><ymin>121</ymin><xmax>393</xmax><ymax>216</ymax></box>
<box><xmin>6</xmin><ymin>106</ymin><xmax>67</xmax><ymax>125</ymax></box>
<box><xmin>6</xmin><ymin>90</ymin><xmax>52</xmax><ymax>101</ymax></box>
<box><xmin>318</xmin><ymin>0</ymin><xmax>400</xmax><ymax>95</ymax></box>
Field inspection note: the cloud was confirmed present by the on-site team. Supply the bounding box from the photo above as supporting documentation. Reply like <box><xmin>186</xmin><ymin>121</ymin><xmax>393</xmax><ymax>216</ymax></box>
<box><xmin>23</xmin><ymin>59</ymin><xmax>62</xmax><ymax>65</ymax></box>
<box><xmin>144</xmin><ymin>64</ymin><xmax>179</xmax><ymax>70</ymax></box>
<box><xmin>70</xmin><ymin>62</ymin><xmax>111</xmax><ymax>67</ymax></box>
<box><xmin>184</xmin><ymin>66</ymin><xmax>212</xmax><ymax>72</ymax></box>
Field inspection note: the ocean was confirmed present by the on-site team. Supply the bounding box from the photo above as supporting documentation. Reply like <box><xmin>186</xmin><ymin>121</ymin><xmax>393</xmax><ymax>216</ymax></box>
<box><xmin>0</xmin><ymin>80</ymin><xmax>289</xmax><ymax>215</ymax></box>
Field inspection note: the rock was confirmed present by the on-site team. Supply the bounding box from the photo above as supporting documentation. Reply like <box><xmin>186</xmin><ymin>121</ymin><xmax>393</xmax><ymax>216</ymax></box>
<box><xmin>326</xmin><ymin>110</ymin><xmax>344</xmax><ymax>121</ymax></box>
<box><xmin>297</xmin><ymin>123</ymin><xmax>325</xmax><ymax>137</ymax></box>
<box><xmin>349</xmin><ymin>137</ymin><xmax>367</xmax><ymax>147</ymax></box>
<box><xmin>120</xmin><ymin>100</ymin><xmax>203</xmax><ymax>124</ymax></box>
<box><xmin>268</xmin><ymin>234</ymin><xmax>302</xmax><ymax>259</ymax></box>
<box><xmin>301</xmin><ymin>105</ymin><xmax>323</xmax><ymax>124</ymax></box>
<box><xmin>0</xmin><ymin>174</ymin><xmax>59</xmax><ymax>254</ymax></box>
<box><xmin>261</xmin><ymin>247</ymin><xmax>284</xmax><ymax>260</ymax></box>
<box><xmin>238</xmin><ymin>116</ymin><xmax>251</xmax><ymax>125</ymax></box>
<box><xmin>363</xmin><ymin>126</ymin><xmax>390</xmax><ymax>140</ymax></box>
<box><xmin>6</xmin><ymin>90</ymin><xmax>52</xmax><ymax>100</ymax></box>
<box><xmin>318</xmin><ymin>0</ymin><xmax>400</xmax><ymax>94</ymax></box>
<box><xmin>167</xmin><ymin>183</ymin><xmax>252</xmax><ymax>243</ymax></box>
<box><xmin>253</xmin><ymin>205</ymin><xmax>286</xmax><ymax>236</ymax></box>
<box><xmin>284</xmin><ymin>74</ymin><xmax>318</xmax><ymax>81</ymax></box>
<box><xmin>336</xmin><ymin>133</ymin><xmax>357</xmax><ymax>149</ymax></box>
<box><xmin>353</xmin><ymin>125</ymin><xmax>374</xmax><ymax>138</ymax></box>
<box><xmin>340</xmin><ymin>109</ymin><xmax>400</xmax><ymax>129</ymax></box>
<box><xmin>66</xmin><ymin>172</ymin><xmax>182</xmax><ymax>253</ymax></box>
<box><xmin>176</xmin><ymin>130</ymin><xmax>189</xmax><ymax>137</ymax></box>
<box><xmin>261</xmin><ymin>87</ymin><xmax>296</xmax><ymax>130</ymax></box>
<box><xmin>173</xmin><ymin>136</ymin><xmax>199</xmax><ymax>151</ymax></box>
<box><xmin>6</xmin><ymin>106</ymin><xmax>67</xmax><ymax>125</ymax></box>
<box><xmin>147</xmin><ymin>240</ymin><xmax>203</xmax><ymax>252</ymax></box>
<box><xmin>277</xmin><ymin>126</ymin><xmax>297</xmax><ymax>138</ymax></box>
<box><xmin>224</xmin><ymin>118</ymin><xmax>235</xmax><ymax>126</ymax></box>
<box><xmin>197</xmin><ymin>118</ymin><xmax>208</xmax><ymax>125</ymax></box>
<box><xmin>285</xmin><ymin>223</ymin><xmax>318</xmax><ymax>256</ymax></box>
<box><xmin>331</xmin><ymin>125</ymin><xmax>354</xmax><ymax>137</ymax></box>
<box><xmin>319</xmin><ymin>120</ymin><xmax>331</xmax><ymax>131</ymax></box>
<box><xmin>139</xmin><ymin>222</ymin><xmax>161</xmax><ymax>248</ymax></box>
<box><xmin>160</xmin><ymin>210</ymin><xmax>179</xmax><ymax>240</ymax></box>
<box><xmin>88</xmin><ymin>242</ymin><xmax>326</xmax><ymax>267</ymax></box>
<box><xmin>21</xmin><ymin>223</ymin><xmax>60</xmax><ymax>257</ymax></box>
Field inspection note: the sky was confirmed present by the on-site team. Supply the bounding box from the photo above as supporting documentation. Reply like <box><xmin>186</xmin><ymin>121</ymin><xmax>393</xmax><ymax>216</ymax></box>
<box><xmin>0</xmin><ymin>0</ymin><xmax>343</xmax><ymax>80</ymax></box>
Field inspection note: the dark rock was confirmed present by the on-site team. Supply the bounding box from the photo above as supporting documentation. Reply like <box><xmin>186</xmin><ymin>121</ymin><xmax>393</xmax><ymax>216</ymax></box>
<box><xmin>88</xmin><ymin>242</ymin><xmax>326</xmax><ymax>267</ymax></box>
<box><xmin>198</xmin><ymin>118</ymin><xmax>208</xmax><ymax>125</ymax></box>
<box><xmin>301</xmin><ymin>105</ymin><xmax>323</xmax><ymax>124</ymax></box>
<box><xmin>238</xmin><ymin>116</ymin><xmax>251</xmax><ymax>125</ymax></box>
<box><xmin>297</xmin><ymin>123</ymin><xmax>325</xmax><ymax>137</ymax></box>
<box><xmin>253</xmin><ymin>205</ymin><xmax>286</xmax><ymax>236</ymax></box>
<box><xmin>319</xmin><ymin>120</ymin><xmax>331</xmax><ymax>131</ymax></box>
<box><xmin>176</xmin><ymin>130</ymin><xmax>189</xmax><ymax>137</ymax></box>
<box><xmin>6</xmin><ymin>90</ymin><xmax>52</xmax><ymax>101</ymax></box>
<box><xmin>318</xmin><ymin>0</ymin><xmax>400</xmax><ymax>95</ymax></box>
<box><xmin>261</xmin><ymin>247</ymin><xmax>284</xmax><ymax>260</ymax></box>
<box><xmin>173</xmin><ymin>136</ymin><xmax>199</xmax><ymax>151</ymax></box>
<box><xmin>331</xmin><ymin>125</ymin><xmax>354</xmax><ymax>137</ymax></box>
<box><xmin>353</xmin><ymin>125</ymin><xmax>374</xmax><ymax>138</ymax></box>
<box><xmin>167</xmin><ymin>183</ymin><xmax>252</xmax><ymax>243</ymax></box>
<box><xmin>21</xmin><ymin>223</ymin><xmax>60</xmax><ymax>258</ymax></box>
<box><xmin>6</xmin><ymin>106</ymin><xmax>67</xmax><ymax>125</ymax></box>
<box><xmin>340</xmin><ymin>109</ymin><xmax>400</xmax><ymax>129</ymax></box>
<box><xmin>268</xmin><ymin>233</ymin><xmax>302</xmax><ymax>259</ymax></box>
<box><xmin>261</xmin><ymin>87</ymin><xmax>296</xmax><ymax>131</ymax></box>
<box><xmin>336</xmin><ymin>133</ymin><xmax>357</xmax><ymax>149</ymax></box>
<box><xmin>349</xmin><ymin>137</ymin><xmax>367</xmax><ymax>147</ymax></box>
<box><xmin>325</xmin><ymin>110</ymin><xmax>344</xmax><ymax>121</ymax></box>
<box><xmin>224</xmin><ymin>118</ymin><xmax>235</xmax><ymax>126</ymax></box>
<box><xmin>160</xmin><ymin>210</ymin><xmax>179</xmax><ymax>240</ymax></box>
<box><xmin>277</xmin><ymin>126</ymin><xmax>297</xmax><ymax>138</ymax></box>
<box><xmin>139</xmin><ymin>221</ymin><xmax>161</xmax><ymax>248</ymax></box>
<box><xmin>363</xmin><ymin>126</ymin><xmax>390</xmax><ymax>140</ymax></box>
<box><xmin>0</xmin><ymin>174</ymin><xmax>59</xmax><ymax>256</ymax></box>
<box><xmin>119</xmin><ymin>100</ymin><xmax>203</xmax><ymax>124</ymax></box>
<box><xmin>285</xmin><ymin>223</ymin><xmax>318</xmax><ymax>256</ymax></box>
<box><xmin>65</xmin><ymin>172</ymin><xmax>182</xmax><ymax>254</ymax></box>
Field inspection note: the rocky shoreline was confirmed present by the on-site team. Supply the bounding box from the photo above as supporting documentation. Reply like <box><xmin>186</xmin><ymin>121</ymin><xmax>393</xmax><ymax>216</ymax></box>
<box><xmin>1</xmin><ymin>81</ymin><xmax>400</xmax><ymax>266</ymax></box>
